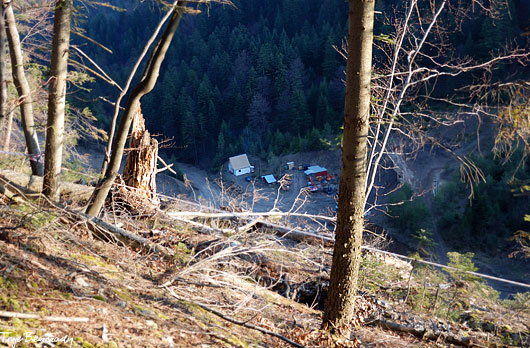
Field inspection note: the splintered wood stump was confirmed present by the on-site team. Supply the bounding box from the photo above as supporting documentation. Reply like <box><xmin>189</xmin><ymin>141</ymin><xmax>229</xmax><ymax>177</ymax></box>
<box><xmin>122</xmin><ymin>104</ymin><xmax>159</xmax><ymax>207</ymax></box>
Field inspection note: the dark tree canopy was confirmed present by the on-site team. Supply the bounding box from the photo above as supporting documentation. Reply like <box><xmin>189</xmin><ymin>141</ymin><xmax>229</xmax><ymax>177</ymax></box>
<box><xmin>73</xmin><ymin>0</ymin><xmax>528</xmax><ymax>170</ymax></box>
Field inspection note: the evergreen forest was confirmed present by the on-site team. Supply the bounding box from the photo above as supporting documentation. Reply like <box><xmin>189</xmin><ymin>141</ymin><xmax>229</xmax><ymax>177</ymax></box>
<box><xmin>75</xmin><ymin>0</ymin><xmax>530</xmax><ymax>169</ymax></box>
<box><xmin>66</xmin><ymin>0</ymin><xmax>530</xmax><ymax>257</ymax></box>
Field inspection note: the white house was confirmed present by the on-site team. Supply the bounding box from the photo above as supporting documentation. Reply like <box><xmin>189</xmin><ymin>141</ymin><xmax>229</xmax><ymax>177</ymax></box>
<box><xmin>228</xmin><ymin>154</ymin><xmax>254</xmax><ymax>176</ymax></box>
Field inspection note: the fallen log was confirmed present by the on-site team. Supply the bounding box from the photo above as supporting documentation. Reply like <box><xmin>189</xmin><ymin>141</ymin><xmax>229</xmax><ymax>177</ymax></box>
<box><xmin>255</xmin><ymin>219</ymin><xmax>334</xmax><ymax>245</ymax></box>
<box><xmin>169</xmin><ymin>214</ymin><xmax>333</xmax><ymax>245</ymax></box>
<box><xmin>166</xmin><ymin>210</ymin><xmax>335</xmax><ymax>222</ymax></box>
<box><xmin>171</xmin><ymin>217</ymin><xmax>234</xmax><ymax>235</ymax></box>
<box><xmin>0</xmin><ymin>175</ymin><xmax>173</xmax><ymax>257</ymax></box>
<box><xmin>164</xmin><ymin>208</ymin><xmax>335</xmax><ymax>245</ymax></box>
<box><xmin>0</xmin><ymin>169</ymin><xmax>93</xmax><ymax>201</ymax></box>
<box><xmin>77</xmin><ymin>211</ymin><xmax>173</xmax><ymax>257</ymax></box>
<box><xmin>370</xmin><ymin>318</ymin><xmax>487</xmax><ymax>347</ymax></box>
<box><xmin>0</xmin><ymin>310</ymin><xmax>89</xmax><ymax>323</ymax></box>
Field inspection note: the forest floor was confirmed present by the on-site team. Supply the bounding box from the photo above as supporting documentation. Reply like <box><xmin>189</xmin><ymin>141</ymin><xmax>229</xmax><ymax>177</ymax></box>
<box><xmin>0</xmin><ymin>165</ymin><xmax>529</xmax><ymax>347</ymax></box>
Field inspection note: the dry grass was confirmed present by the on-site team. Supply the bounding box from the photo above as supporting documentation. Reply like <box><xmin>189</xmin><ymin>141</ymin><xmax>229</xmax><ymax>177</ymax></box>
<box><xmin>0</xmin><ymin>172</ymin><xmax>528</xmax><ymax>347</ymax></box>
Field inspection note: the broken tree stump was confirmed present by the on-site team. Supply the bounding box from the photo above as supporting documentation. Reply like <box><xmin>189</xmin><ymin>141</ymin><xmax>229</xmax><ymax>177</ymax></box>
<box><xmin>122</xmin><ymin>104</ymin><xmax>159</xmax><ymax>207</ymax></box>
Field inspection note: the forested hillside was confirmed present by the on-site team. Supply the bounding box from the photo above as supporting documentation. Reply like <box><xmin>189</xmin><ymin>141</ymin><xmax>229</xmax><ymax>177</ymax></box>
<box><xmin>0</xmin><ymin>1</ymin><xmax>529</xmax><ymax>347</ymax></box>
<box><xmin>76</xmin><ymin>0</ymin><xmax>530</xmax><ymax>168</ymax></box>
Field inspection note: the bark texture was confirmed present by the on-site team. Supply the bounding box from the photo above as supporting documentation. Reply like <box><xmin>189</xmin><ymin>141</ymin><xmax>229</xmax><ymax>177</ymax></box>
<box><xmin>3</xmin><ymin>2</ymin><xmax>44</xmax><ymax>176</ymax></box>
<box><xmin>0</xmin><ymin>6</ymin><xmax>7</xmax><ymax>138</ymax></box>
<box><xmin>43</xmin><ymin>0</ymin><xmax>72</xmax><ymax>199</ymax></box>
<box><xmin>1</xmin><ymin>6</ymin><xmax>13</xmax><ymax>152</ymax></box>
<box><xmin>122</xmin><ymin>104</ymin><xmax>159</xmax><ymax>204</ymax></box>
<box><xmin>2</xmin><ymin>106</ymin><xmax>13</xmax><ymax>151</ymax></box>
<box><xmin>86</xmin><ymin>4</ymin><xmax>185</xmax><ymax>217</ymax></box>
<box><xmin>3</xmin><ymin>1</ymin><xmax>43</xmax><ymax>176</ymax></box>
<box><xmin>322</xmin><ymin>0</ymin><xmax>375</xmax><ymax>329</ymax></box>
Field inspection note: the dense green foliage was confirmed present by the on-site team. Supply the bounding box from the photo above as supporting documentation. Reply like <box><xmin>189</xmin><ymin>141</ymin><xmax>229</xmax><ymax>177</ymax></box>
<box><xmin>77</xmin><ymin>0</ymin><xmax>351</xmax><ymax>167</ymax></box>
<box><xmin>74</xmin><ymin>0</ymin><xmax>529</xmax><ymax>169</ymax></box>
<box><xmin>389</xmin><ymin>153</ymin><xmax>530</xmax><ymax>256</ymax></box>
<box><xmin>388</xmin><ymin>183</ymin><xmax>431</xmax><ymax>237</ymax></box>
<box><xmin>434</xmin><ymin>154</ymin><xmax>530</xmax><ymax>255</ymax></box>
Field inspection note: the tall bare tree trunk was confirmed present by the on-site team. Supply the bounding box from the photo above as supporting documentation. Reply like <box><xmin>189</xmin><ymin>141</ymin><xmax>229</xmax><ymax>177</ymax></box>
<box><xmin>0</xmin><ymin>5</ymin><xmax>13</xmax><ymax>152</ymax></box>
<box><xmin>2</xmin><ymin>108</ymin><xmax>13</xmax><ymax>151</ymax></box>
<box><xmin>322</xmin><ymin>0</ymin><xmax>375</xmax><ymax>330</ymax></box>
<box><xmin>0</xmin><ymin>5</ymin><xmax>8</xmax><ymax>142</ymax></box>
<box><xmin>3</xmin><ymin>1</ymin><xmax>43</xmax><ymax>176</ymax></box>
<box><xmin>43</xmin><ymin>0</ymin><xmax>72</xmax><ymax>199</ymax></box>
<box><xmin>86</xmin><ymin>4</ymin><xmax>186</xmax><ymax>217</ymax></box>
<box><xmin>99</xmin><ymin>2</ymin><xmax>179</xmax><ymax>176</ymax></box>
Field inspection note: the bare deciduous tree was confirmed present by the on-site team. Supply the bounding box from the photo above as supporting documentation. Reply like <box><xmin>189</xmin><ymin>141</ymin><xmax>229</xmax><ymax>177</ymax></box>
<box><xmin>0</xmin><ymin>5</ymin><xmax>11</xmax><ymax>149</ymax></box>
<box><xmin>86</xmin><ymin>2</ymin><xmax>188</xmax><ymax>216</ymax></box>
<box><xmin>3</xmin><ymin>0</ymin><xmax>43</xmax><ymax>176</ymax></box>
<box><xmin>43</xmin><ymin>0</ymin><xmax>73</xmax><ymax>199</ymax></box>
<box><xmin>357</xmin><ymin>0</ymin><xmax>530</xmax><ymax>208</ymax></box>
<box><xmin>87</xmin><ymin>0</ymin><xmax>233</xmax><ymax>217</ymax></box>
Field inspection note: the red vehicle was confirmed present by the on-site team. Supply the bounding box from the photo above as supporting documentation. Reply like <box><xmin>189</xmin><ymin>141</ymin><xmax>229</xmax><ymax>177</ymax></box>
<box><xmin>307</xmin><ymin>176</ymin><xmax>318</xmax><ymax>192</ymax></box>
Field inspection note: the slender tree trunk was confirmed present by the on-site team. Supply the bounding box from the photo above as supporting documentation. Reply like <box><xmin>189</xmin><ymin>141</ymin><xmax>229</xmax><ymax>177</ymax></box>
<box><xmin>322</xmin><ymin>0</ymin><xmax>375</xmax><ymax>330</ymax></box>
<box><xmin>43</xmin><ymin>0</ymin><xmax>73</xmax><ymax>199</ymax></box>
<box><xmin>86</xmin><ymin>4</ymin><xmax>186</xmax><ymax>217</ymax></box>
<box><xmin>0</xmin><ymin>5</ymin><xmax>13</xmax><ymax>152</ymax></box>
<box><xmin>0</xmin><ymin>6</ymin><xmax>7</xmax><ymax>136</ymax></box>
<box><xmin>2</xmin><ymin>108</ymin><xmax>12</xmax><ymax>151</ymax></box>
<box><xmin>100</xmin><ymin>2</ymin><xmax>178</xmax><ymax>176</ymax></box>
<box><xmin>3</xmin><ymin>1</ymin><xmax>43</xmax><ymax>176</ymax></box>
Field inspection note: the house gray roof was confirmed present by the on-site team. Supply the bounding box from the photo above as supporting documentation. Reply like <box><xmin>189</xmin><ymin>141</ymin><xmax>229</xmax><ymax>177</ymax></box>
<box><xmin>304</xmin><ymin>165</ymin><xmax>327</xmax><ymax>176</ymax></box>
<box><xmin>229</xmin><ymin>154</ymin><xmax>251</xmax><ymax>170</ymax></box>
<box><xmin>262</xmin><ymin>174</ymin><xmax>276</xmax><ymax>184</ymax></box>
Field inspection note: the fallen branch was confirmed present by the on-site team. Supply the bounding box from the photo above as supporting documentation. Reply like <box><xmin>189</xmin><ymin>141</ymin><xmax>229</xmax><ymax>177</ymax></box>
<box><xmin>171</xmin><ymin>215</ymin><xmax>333</xmax><ymax>246</ymax></box>
<box><xmin>0</xmin><ymin>174</ymin><xmax>173</xmax><ymax>257</ymax></box>
<box><xmin>0</xmin><ymin>310</ymin><xmax>88</xmax><ymax>323</ymax></box>
<box><xmin>370</xmin><ymin>318</ymin><xmax>486</xmax><ymax>347</ymax></box>
<box><xmin>157</xmin><ymin>156</ymin><xmax>177</xmax><ymax>175</ymax></box>
<box><xmin>166</xmin><ymin>210</ymin><xmax>335</xmax><ymax>222</ymax></box>
<box><xmin>256</xmin><ymin>219</ymin><xmax>334</xmax><ymax>245</ymax></box>
<box><xmin>77</xmin><ymin>211</ymin><xmax>174</xmax><ymax>257</ymax></box>
<box><xmin>0</xmin><ymin>180</ymin><xmax>25</xmax><ymax>204</ymax></box>
<box><xmin>237</xmin><ymin>219</ymin><xmax>259</xmax><ymax>233</ymax></box>
<box><xmin>172</xmin><ymin>217</ymin><xmax>234</xmax><ymax>235</ymax></box>
<box><xmin>164</xmin><ymin>286</ymin><xmax>306</xmax><ymax>348</ymax></box>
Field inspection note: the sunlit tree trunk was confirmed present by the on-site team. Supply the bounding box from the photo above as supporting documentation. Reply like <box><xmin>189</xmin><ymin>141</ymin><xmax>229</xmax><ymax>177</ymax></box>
<box><xmin>43</xmin><ymin>0</ymin><xmax>73</xmax><ymax>199</ymax></box>
<box><xmin>3</xmin><ymin>1</ymin><xmax>43</xmax><ymax>176</ymax></box>
<box><xmin>0</xmin><ymin>5</ymin><xmax>9</xmax><ymax>146</ymax></box>
<box><xmin>86</xmin><ymin>4</ymin><xmax>186</xmax><ymax>217</ymax></box>
<box><xmin>322</xmin><ymin>0</ymin><xmax>375</xmax><ymax>330</ymax></box>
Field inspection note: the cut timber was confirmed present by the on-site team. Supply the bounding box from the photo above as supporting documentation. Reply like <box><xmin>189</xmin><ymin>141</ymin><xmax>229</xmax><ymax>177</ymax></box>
<box><xmin>122</xmin><ymin>104</ymin><xmax>159</xmax><ymax>206</ymax></box>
